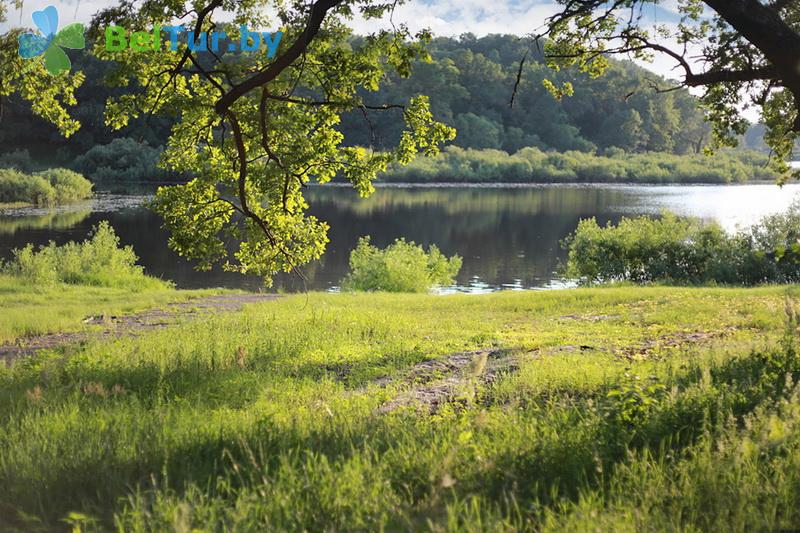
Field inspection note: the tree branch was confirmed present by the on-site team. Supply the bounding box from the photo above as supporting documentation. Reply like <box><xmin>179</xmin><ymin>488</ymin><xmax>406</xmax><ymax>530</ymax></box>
<box><xmin>214</xmin><ymin>0</ymin><xmax>344</xmax><ymax>115</ymax></box>
<box><xmin>686</xmin><ymin>67</ymin><xmax>779</xmax><ymax>86</ymax></box>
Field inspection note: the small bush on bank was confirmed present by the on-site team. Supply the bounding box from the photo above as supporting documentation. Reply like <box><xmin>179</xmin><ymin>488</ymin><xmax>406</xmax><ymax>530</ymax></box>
<box><xmin>0</xmin><ymin>168</ymin><xmax>92</xmax><ymax>206</ymax></box>
<box><xmin>341</xmin><ymin>236</ymin><xmax>462</xmax><ymax>292</ymax></box>
<box><xmin>36</xmin><ymin>168</ymin><xmax>94</xmax><ymax>203</ymax></box>
<box><xmin>3</xmin><ymin>221</ymin><xmax>171</xmax><ymax>290</ymax></box>
<box><xmin>565</xmin><ymin>203</ymin><xmax>800</xmax><ymax>285</ymax></box>
<box><xmin>0</xmin><ymin>169</ymin><xmax>54</xmax><ymax>205</ymax></box>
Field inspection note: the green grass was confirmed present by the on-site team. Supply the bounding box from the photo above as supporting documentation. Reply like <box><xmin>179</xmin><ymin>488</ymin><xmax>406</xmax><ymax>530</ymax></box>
<box><xmin>1</xmin><ymin>286</ymin><xmax>800</xmax><ymax>531</ymax></box>
<box><xmin>0</xmin><ymin>275</ymin><xmax>222</xmax><ymax>344</ymax></box>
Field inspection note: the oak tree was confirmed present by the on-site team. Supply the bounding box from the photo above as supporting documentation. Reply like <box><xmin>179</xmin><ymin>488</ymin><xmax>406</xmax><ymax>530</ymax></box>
<box><xmin>97</xmin><ymin>0</ymin><xmax>454</xmax><ymax>284</ymax></box>
<box><xmin>2</xmin><ymin>0</ymin><xmax>454</xmax><ymax>284</ymax></box>
<box><xmin>0</xmin><ymin>0</ymin><xmax>84</xmax><ymax>136</ymax></box>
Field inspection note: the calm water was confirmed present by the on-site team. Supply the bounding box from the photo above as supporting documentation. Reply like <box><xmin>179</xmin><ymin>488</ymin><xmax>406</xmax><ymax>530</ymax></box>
<box><xmin>2</xmin><ymin>183</ymin><xmax>800</xmax><ymax>292</ymax></box>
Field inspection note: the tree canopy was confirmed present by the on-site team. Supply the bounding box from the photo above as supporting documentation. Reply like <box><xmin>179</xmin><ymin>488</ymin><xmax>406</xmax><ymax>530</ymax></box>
<box><xmin>0</xmin><ymin>0</ymin><xmax>84</xmax><ymax>136</ymax></box>
<box><xmin>339</xmin><ymin>34</ymin><xmax>711</xmax><ymax>154</ymax></box>
<box><xmin>1</xmin><ymin>34</ymin><xmax>714</xmax><ymax>162</ymax></box>
<box><xmin>536</xmin><ymin>0</ymin><xmax>800</xmax><ymax>179</ymax></box>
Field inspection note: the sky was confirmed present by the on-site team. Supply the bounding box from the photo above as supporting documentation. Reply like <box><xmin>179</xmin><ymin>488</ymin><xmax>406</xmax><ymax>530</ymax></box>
<box><xmin>3</xmin><ymin>0</ymin><xmax>686</xmax><ymax>38</ymax></box>
<box><xmin>2</xmin><ymin>0</ymin><xmax>694</xmax><ymax>78</ymax></box>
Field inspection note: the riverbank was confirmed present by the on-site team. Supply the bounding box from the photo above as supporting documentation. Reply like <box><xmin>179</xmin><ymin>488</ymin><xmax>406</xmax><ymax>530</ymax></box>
<box><xmin>2</xmin><ymin>283</ymin><xmax>800</xmax><ymax>529</ymax></box>
<box><xmin>380</xmin><ymin>146</ymin><xmax>778</xmax><ymax>184</ymax></box>
<box><xmin>0</xmin><ymin>275</ymin><xmax>227</xmax><ymax>345</ymax></box>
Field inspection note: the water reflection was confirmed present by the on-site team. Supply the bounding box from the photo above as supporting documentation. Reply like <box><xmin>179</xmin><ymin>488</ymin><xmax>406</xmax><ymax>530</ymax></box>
<box><xmin>0</xmin><ymin>209</ymin><xmax>91</xmax><ymax>236</ymax></box>
<box><xmin>1</xmin><ymin>184</ymin><xmax>799</xmax><ymax>292</ymax></box>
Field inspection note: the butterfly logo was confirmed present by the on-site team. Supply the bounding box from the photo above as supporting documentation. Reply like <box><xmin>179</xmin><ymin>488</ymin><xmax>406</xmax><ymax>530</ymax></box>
<box><xmin>17</xmin><ymin>5</ymin><xmax>85</xmax><ymax>75</ymax></box>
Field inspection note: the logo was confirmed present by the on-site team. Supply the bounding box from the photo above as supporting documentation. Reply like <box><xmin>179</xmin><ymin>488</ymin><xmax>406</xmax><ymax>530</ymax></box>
<box><xmin>17</xmin><ymin>5</ymin><xmax>85</xmax><ymax>75</ymax></box>
<box><xmin>104</xmin><ymin>26</ymin><xmax>283</xmax><ymax>57</ymax></box>
<box><xmin>15</xmin><ymin>6</ymin><xmax>281</xmax><ymax>74</ymax></box>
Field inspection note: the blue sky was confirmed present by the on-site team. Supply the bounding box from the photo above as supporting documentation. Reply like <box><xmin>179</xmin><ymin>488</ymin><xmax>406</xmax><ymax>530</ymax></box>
<box><xmin>3</xmin><ymin>0</ymin><xmax>685</xmax><ymax>37</ymax></box>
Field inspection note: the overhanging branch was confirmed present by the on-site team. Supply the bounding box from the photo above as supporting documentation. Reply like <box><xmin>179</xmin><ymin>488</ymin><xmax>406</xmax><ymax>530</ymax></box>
<box><xmin>214</xmin><ymin>0</ymin><xmax>344</xmax><ymax>115</ymax></box>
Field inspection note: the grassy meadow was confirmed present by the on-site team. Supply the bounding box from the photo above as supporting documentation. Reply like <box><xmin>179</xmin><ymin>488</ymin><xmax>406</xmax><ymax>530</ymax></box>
<box><xmin>2</xmin><ymin>284</ymin><xmax>800</xmax><ymax>530</ymax></box>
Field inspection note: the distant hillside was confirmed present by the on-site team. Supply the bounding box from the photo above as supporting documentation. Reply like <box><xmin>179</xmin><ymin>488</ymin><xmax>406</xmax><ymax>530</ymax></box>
<box><xmin>338</xmin><ymin>34</ymin><xmax>712</xmax><ymax>155</ymax></box>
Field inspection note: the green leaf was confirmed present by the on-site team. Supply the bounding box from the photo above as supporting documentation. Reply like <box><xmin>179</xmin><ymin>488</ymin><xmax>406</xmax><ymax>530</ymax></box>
<box><xmin>54</xmin><ymin>23</ymin><xmax>86</xmax><ymax>49</ymax></box>
<box><xmin>44</xmin><ymin>45</ymin><xmax>71</xmax><ymax>75</ymax></box>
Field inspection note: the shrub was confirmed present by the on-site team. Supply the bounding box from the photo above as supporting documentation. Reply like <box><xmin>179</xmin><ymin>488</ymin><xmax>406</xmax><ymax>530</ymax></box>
<box><xmin>3</xmin><ymin>221</ymin><xmax>171</xmax><ymax>290</ymax></box>
<box><xmin>341</xmin><ymin>236</ymin><xmax>462</xmax><ymax>292</ymax></box>
<box><xmin>0</xmin><ymin>168</ymin><xmax>92</xmax><ymax>206</ymax></box>
<box><xmin>565</xmin><ymin>203</ymin><xmax>800</xmax><ymax>285</ymax></box>
<box><xmin>565</xmin><ymin>214</ymin><xmax>737</xmax><ymax>284</ymax></box>
<box><xmin>380</xmin><ymin>146</ymin><xmax>778</xmax><ymax>184</ymax></box>
<box><xmin>72</xmin><ymin>138</ymin><xmax>169</xmax><ymax>183</ymax></box>
<box><xmin>36</xmin><ymin>168</ymin><xmax>93</xmax><ymax>203</ymax></box>
<box><xmin>0</xmin><ymin>168</ymin><xmax>55</xmax><ymax>206</ymax></box>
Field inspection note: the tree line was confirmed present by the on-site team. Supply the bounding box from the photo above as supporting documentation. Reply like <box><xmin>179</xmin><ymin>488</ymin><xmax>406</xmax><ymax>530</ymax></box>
<box><xmin>0</xmin><ymin>34</ymin><xmax>737</xmax><ymax>168</ymax></box>
<box><xmin>341</xmin><ymin>34</ymin><xmax>716</xmax><ymax>155</ymax></box>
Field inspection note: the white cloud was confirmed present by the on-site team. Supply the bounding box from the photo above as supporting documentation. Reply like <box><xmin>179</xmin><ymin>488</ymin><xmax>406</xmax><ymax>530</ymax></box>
<box><xmin>1</xmin><ymin>0</ymin><xmax>105</xmax><ymax>30</ymax></box>
<box><xmin>347</xmin><ymin>0</ymin><xmax>561</xmax><ymax>36</ymax></box>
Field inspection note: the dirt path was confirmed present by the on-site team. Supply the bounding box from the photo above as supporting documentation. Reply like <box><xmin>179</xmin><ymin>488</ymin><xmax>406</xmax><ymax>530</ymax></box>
<box><xmin>375</xmin><ymin>326</ymin><xmax>742</xmax><ymax>413</ymax></box>
<box><xmin>0</xmin><ymin>294</ymin><xmax>280</xmax><ymax>364</ymax></box>
<box><xmin>377</xmin><ymin>349</ymin><xmax>520</xmax><ymax>413</ymax></box>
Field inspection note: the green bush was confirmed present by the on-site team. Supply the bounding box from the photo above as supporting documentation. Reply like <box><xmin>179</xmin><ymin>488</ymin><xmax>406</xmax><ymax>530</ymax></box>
<box><xmin>3</xmin><ymin>221</ymin><xmax>171</xmax><ymax>290</ymax></box>
<box><xmin>0</xmin><ymin>168</ymin><xmax>92</xmax><ymax>206</ymax></box>
<box><xmin>382</xmin><ymin>146</ymin><xmax>778</xmax><ymax>184</ymax></box>
<box><xmin>341</xmin><ymin>236</ymin><xmax>462</xmax><ymax>292</ymax></box>
<box><xmin>36</xmin><ymin>168</ymin><xmax>94</xmax><ymax>203</ymax></box>
<box><xmin>0</xmin><ymin>168</ymin><xmax>56</xmax><ymax>205</ymax></box>
<box><xmin>565</xmin><ymin>203</ymin><xmax>800</xmax><ymax>285</ymax></box>
<box><xmin>72</xmin><ymin>138</ymin><xmax>169</xmax><ymax>183</ymax></box>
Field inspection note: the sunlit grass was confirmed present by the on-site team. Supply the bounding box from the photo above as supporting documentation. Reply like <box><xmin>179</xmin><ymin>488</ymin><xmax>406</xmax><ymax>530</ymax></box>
<box><xmin>1</xmin><ymin>286</ymin><xmax>799</xmax><ymax>530</ymax></box>
<box><xmin>0</xmin><ymin>274</ymin><xmax>221</xmax><ymax>344</ymax></box>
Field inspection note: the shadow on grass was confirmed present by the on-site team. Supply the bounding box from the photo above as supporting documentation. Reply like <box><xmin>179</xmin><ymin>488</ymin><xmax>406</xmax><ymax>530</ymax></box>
<box><xmin>2</xmin><ymin>337</ymin><xmax>799</xmax><ymax>529</ymax></box>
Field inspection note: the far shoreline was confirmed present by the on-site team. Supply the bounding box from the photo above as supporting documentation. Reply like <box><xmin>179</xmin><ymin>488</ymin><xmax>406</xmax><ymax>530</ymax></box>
<box><xmin>65</xmin><ymin>179</ymin><xmax>800</xmax><ymax>195</ymax></box>
<box><xmin>318</xmin><ymin>180</ymin><xmax>790</xmax><ymax>188</ymax></box>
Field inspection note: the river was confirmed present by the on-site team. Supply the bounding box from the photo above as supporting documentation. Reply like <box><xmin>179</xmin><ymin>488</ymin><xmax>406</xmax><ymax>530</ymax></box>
<box><xmin>1</xmin><ymin>183</ymin><xmax>799</xmax><ymax>292</ymax></box>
